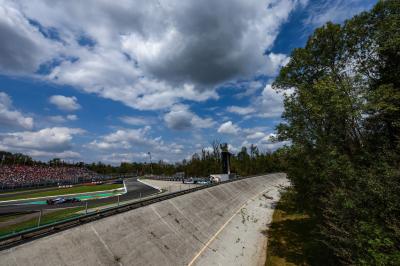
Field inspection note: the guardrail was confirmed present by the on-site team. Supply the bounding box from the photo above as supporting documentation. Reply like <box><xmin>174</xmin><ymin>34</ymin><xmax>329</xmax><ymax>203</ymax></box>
<box><xmin>0</xmin><ymin>174</ymin><xmax>263</xmax><ymax>251</ymax></box>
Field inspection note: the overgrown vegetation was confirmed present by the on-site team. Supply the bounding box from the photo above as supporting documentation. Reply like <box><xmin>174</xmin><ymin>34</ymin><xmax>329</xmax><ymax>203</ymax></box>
<box><xmin>272</xmin><ymin>1</ymin><xmax>400</xmax><ymax>264</ymax></box>
<box><xmin>266</xmin><ymin>188</ymin><xmax>329</xmax><ymax>266</ymax></box>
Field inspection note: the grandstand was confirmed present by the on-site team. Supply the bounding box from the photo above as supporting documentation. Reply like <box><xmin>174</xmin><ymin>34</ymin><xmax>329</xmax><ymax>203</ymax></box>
<box><xmin>0</xmin><ymin>165</ymin><xmax>111</xmax><ymax>190</ymax></box>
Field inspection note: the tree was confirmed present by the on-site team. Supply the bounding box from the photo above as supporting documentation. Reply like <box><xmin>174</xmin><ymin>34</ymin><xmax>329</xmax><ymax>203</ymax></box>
<box><xmin>273</xmin><ymin>1</ymin><xmax>400</xmax><ymax>264</ymax></box>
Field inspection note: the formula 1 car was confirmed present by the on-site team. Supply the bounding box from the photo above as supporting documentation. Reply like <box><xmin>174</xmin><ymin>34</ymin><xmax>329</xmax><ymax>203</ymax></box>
<box><xmin>46</xmin><ymin>197</ymin><xmax>81</xmax><ymax>205</ymax></box>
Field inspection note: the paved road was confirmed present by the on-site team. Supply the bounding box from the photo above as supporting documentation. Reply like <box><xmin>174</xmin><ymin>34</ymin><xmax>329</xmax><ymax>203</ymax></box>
<box><xmin>0</xmin><ymin>178</ymin><xmax>158</xmax><ymax>214</ymax></box>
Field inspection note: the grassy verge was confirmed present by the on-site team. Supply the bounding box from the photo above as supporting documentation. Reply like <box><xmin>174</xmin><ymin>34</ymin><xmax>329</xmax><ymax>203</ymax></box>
<box><xmin>0</xmin><ymin>187</ymin><xmax>52</xmax><ymax>195</ymax></box>
<box><xmin>0</xmin><ymin>207</ymin><xmax>84</xmax><ymax>237</ymax></box>
<box><xmin>0</xmin><ymin>213</ymin><xmax>32</xmax><ymax>223</ymax></box>
<box><xmin>0</xmin><ymin>184</ymin><xmax>123</xmax><ymax>201</ymax></box>
<box><xmin>265</xmin><ymin>188</ymin><xmax>328</xmax><ymax>266</ymax></box>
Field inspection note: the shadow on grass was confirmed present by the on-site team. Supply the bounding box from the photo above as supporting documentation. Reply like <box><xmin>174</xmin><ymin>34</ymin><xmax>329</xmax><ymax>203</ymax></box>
<box><xmin>265</xmin><ymin>189</ymin><xmax>332</xmax><ymax>266</ymax></box>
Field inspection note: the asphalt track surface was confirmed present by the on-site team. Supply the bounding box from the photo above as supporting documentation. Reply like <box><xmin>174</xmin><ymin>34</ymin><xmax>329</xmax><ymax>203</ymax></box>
<box><xmin>0</xmin><ymin>178</ymin><xmax>158</xmax><ymax>214</ymax></box>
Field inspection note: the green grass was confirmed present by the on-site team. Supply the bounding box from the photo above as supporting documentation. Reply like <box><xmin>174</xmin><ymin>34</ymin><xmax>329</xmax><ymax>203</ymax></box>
<box><xmin>0</xmin><ymin>207</ymin><xmax>84</xmax><ymax>237</ymax></box>
<box><xmin>0</xmin><ymin>213</ymin><xmax>31</xmax><ymax>223</ymax></box>
<box><xmin>0</xmin><ymin>184</ymin><xmax>123</xmax><ymax>201</ymax></box>
<box><xmin>265</xmin><ymin>188</ymin><xmax>329</xmax><ymax>266</ymax></box>
<box><xmin>0</xmin><ymin>187</ymin><xmax>50</xmax><ymax>195</ymax></box>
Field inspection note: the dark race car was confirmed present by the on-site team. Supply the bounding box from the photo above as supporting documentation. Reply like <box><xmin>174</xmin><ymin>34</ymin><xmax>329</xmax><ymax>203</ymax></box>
<box><xmin>46</xmin><ymin>197</ymin><xmax>81</xmax><ymax>205</ymax></box>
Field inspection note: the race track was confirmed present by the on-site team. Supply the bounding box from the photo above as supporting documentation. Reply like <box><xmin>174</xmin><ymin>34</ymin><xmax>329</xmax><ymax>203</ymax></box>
<box><xmin>0</xmin><ymin>178</ymin><xmax>159</xmax><ymax>214</ymax></box>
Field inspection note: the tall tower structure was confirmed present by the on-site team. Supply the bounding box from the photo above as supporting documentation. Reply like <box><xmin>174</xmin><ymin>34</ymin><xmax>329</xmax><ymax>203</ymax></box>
<box><xmin>220</xmin><ymin>143</ymin><xmax>231</xmax><ymax>174</ymax></box>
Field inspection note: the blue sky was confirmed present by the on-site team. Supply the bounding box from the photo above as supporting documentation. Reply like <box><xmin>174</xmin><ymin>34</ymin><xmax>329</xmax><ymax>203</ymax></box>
<box><xmin>0</xmin><ymin>0</ymin><xmax>376</xmax><ymax>164</ymax></box>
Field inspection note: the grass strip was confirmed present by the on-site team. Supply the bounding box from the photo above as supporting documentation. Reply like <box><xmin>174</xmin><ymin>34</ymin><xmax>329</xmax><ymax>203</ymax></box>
<box><xmin>0</xmin><ymin>207</ymin><xmax>84</xmax><ymax>237</ymax></box>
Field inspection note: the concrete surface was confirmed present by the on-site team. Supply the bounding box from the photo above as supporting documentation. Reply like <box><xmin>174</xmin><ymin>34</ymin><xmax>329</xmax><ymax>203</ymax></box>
<box><xmin>0</xmin><ymin>173</ymin><xmax>288</xmax><ymax>266</ymax></box>
<box><xmin>191</xmin><ymin>178</ymin><xmax>289</xmax><ymax>266</ymax></box>
<box><xmin>140</xmin><ymin>179</ymin><xmax>200</xmax><ymax>193</ymax></box>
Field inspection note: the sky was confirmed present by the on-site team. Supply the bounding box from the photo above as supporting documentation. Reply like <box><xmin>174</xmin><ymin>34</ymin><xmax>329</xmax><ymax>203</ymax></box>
<box><xmin>0</xmin><ymin>0</ymin><xmax>376</xmax><ymax>164</ymax></box>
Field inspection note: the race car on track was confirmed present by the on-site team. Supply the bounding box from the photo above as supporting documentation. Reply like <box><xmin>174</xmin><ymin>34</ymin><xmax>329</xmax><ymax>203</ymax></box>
<box><xmin>46</xmin><ymin>197</ymin><xmax>81</xmax><ymax>205</ymax></box>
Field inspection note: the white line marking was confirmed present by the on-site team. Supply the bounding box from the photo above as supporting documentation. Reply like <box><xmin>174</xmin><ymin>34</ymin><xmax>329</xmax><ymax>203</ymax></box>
<box><xmin>123</xmin><ymin>180</ymin><xmax>127</xmax><ymax>194</ymax></box>
<box><xmin>187</xmin><ymin>187</ymin><xmax>272</xmax><ymax>266</ymax></box>
<box><xmin>137</xmin><ymin>179</ymin><xmax>162</xmax><ymax>192</ymax></box>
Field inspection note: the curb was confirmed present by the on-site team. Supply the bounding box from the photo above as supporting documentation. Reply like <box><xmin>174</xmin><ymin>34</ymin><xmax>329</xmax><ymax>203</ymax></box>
<box><xmin>137</xmin><ymin>179</ymin><xmax>162</xmax><ymax>192</ymax></box>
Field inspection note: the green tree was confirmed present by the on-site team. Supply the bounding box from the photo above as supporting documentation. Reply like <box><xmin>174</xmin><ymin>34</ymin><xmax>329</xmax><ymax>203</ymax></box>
<box><xmin>273</xmin><ymin>1</ymin><xmax>400</xmax><ymax>264</ymax></box>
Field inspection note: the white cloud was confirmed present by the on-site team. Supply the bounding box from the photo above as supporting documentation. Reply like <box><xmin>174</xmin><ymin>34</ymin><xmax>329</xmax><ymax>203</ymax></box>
<box><xmin>234</xmin><ymin>80</ymin><xmax>264</xmax><ymax>99</ymax></box>
<box><xmin>0</xmin><ymin>92</ymin><xmax>34</xmax><ymax>129</ymax></box>
<box><xmin>265</xmin><ymin>53</ymin><xmax>291</xmax><ymax>76</ymax></box>
<box><xmin>28</xmin><ymin>150</ymin><xmax>82</xmax><ymax>159</ymax></box>
<box><xmin>164</xmin><ymin>105</ymin><xmax>215</xmax><ymax>130</ymax></box>
<box><xmin>0</xmin><ymin>0</ymin><xmax>317</xmax><ymax>163</ymax></box>
<box><xmin>217</xmin><ymin>121</ymin><xmax>240</xmax><ymax>135</ymax></box>
<box><xmin>0</xmin><ymin>127</ymin><xmax>84</xmax><ymax>154</ymax></box>
<box><xmin>304</xmin><ymin>0</ymin><xmax>375</xmax><ymax>26</ymax></box>
<box><xmin>0</xmin><ymin>1</ymin><xmax>59</xmax><ymax>74</ymax></box>
<box><xmin>100</xmin><ymin>152</ymin><xmax>149</xmax><ymax>164</ymax></box>
<box><xmin>227</xmin><ymin>82</ymin><xmax>293</xmax><ymax>120</ymax></box>
<box><xmin>88</xmin><ymin>127</ymin><xmax>185</xmax><ymax>162</ymax></box>
<box><xmin>88</xmin><ymin>127</ymin><xmax>158</xmax><ymax>150</ymax></box>
<box><xmin>49</xmin><ymin>95</ymin><xmax>81</xmax><ymax>111</ymax></box>
<box><xmin>258</xmin><ymin>84</ymin><xmax>285</xmax><ymax>118</ymax></box>
<box><xmin>261</xmin><ymin>141</ymin><xmax>290</xmax><ymax>151</ymax></box>
<box><xmin>236</xmin><ymin>131</ymin><xmax>289</xmax><ymax>153</ymax></box>
<box><xmin>48</xmin><ymin>114</ymin><xmax>78</xmax><ymax>123</ymax></box>
<box><xmin>48</xmin><ymin>115</ymin><xmax>67</xmax><ymax>123</ymax></box>
<box><xmin>260</xmin><ymin>133</ymin><xmax>277</xmax><ymax>142</ymax></box>
<box><xmin>255</xmin><ymin>132</ymin><xmax>289</xmax><ymax>151</ymax></box>
<box><xmin>1</xmin><ymin>0</ymin><xmax>303</xmax><ymax>110</ymax></box>
<box><xmin>227</xmin><ymin>143</ymin><xmax>240</xmax><ymax>154</ymax></box>
<box><xmin>246</xmin><ymin>131</ymin><xmax>266</xmax><ymax>140</ymax></box>
<box><xmin>66</xmin><ymin>114</ymin><xmax>78</xmax><ymax>121</ymax></box>
<box><xmin>227</xmin><ymin>106</ymin><xmax>256</xmax><ymax>116</ymax></box>
<box><xmin>119</xmin><ymin>116</ymin><xmax>152</xmax><ymax>126</ymax></box>
<box><xmin>252</xmin><ymin>83</ymin><xmax>294</xmax><ymax>119</ymax></box>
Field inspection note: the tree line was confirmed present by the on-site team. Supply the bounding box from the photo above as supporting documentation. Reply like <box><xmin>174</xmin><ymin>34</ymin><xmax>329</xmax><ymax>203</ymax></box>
<box><xmin>0</xmin><ymin>143</ymin><xmax>287</xmax><ymax>178</ymax></box>
<box><xmin>273</xmin><ymin>1</ymin><xmax>399</xmax><ymax>264</ymax></box>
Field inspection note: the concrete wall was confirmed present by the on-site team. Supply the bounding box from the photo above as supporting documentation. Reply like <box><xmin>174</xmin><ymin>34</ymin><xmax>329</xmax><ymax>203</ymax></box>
<box><xmin>0</xmin><ymin>173</ymin><xmax>286</xmax><ymax>266</ymax></box>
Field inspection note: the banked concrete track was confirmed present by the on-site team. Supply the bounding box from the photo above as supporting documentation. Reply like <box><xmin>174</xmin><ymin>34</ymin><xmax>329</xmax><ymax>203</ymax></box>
<box><xmin>0</xmin><ymin>173</ymin><xmax>287</xmax><ymax>266</ymax></box>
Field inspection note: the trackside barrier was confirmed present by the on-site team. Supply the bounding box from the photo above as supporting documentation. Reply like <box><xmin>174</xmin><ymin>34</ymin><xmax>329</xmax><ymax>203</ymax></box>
<box><xmin>0</xmin><ymin>173</ymin><xmax>271</xmax><ymax>251</ymax></box>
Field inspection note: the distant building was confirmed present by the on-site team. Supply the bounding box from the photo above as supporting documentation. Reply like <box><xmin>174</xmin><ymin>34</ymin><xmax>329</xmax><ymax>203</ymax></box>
<box><xmin>210</xmin><ymin>143</ymin><xmax>236</xmax><ymax>183</ymax></box>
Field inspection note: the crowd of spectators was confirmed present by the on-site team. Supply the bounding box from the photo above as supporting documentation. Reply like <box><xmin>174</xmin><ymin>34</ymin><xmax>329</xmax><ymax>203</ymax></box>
<box><xmin>0</xmin><ymin>165</ymin><xmax>105</xmax><ymax>188</ymax></box>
